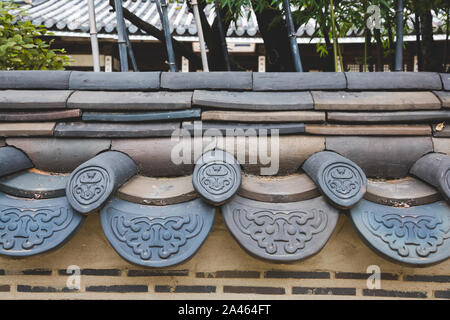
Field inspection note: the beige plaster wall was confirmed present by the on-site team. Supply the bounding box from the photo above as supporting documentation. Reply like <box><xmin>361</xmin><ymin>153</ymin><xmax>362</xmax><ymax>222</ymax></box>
<box><xmin>0</xmin><ymin>211</ymin><xmax>448</xmax><ymax>300</ymax></box>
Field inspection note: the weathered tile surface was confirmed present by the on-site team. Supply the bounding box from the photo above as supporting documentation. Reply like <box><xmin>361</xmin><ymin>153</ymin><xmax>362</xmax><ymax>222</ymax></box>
<box><xmin>326</xmin><ymin>136</ymin><xmax>433</xmax><ymax>178</ymax></box>
<box><xmin>161</xmin><ymin>72</ymin><xmax>252</xmax><ymax>90</ymax></box>
<box><xmin>312</xmin><ymin>91</ymin><xmax>441</xmax><ymax>111</ymax></box>
<box><xmin>0</xmin><ymin>122</ymin><xmax>55</xmax><ymax>137</ymax></box>
<box><xmin>193</xmin><ymin>91</ymin><xmax>314</xmax><ymax>111</ymax></box>
<box><xmin>67</xmin><ymin>91</ymin><xmax>192</xmax><ymax>110</ymax></box>
<box><xmin>0</xmin><ymin>109</ymin><xmax>81</xmax><ymax>122</ymax></box>
<box><xmin>112</xmin><ymin>138</ymin><xmax>194</xmax><ymax>177</ymax></box>
<box><xmin>0</xmin><ymin>146</ymin><xmax>33</xmax><ymax>178</ymax></box>
<box><xmin>6</xmin><ymin>138</ymin><xmax>111</xmax><ymax>173</ymax></box>
<box><xmin>182</xmin><ymin>122</ymin><xmax>306</xmax><ymax>135</ymax></box>
<box><xmin>433</xmin><ymin>137</ymin><xmax>450</xmax><ymax>154</ymax></box>
<box><xmin>365</xmin><ymin>177</ymin><xmax>441</xmax><ymax>207</ymax></box>
<box><xmin>0</xmin><ymin>90</ymin><xmax>72</xmax><ymax>109</ymax></box>
<box><xmin>328</xmin><ymin>110</ymin><xmax>450</xmax><ymax>123</ymax></box>
<box><xmin>55</xmin><ymin>122</ymin><xmax>180</xmax><ymax>138</ymax></box>
<box><xmin>441</xmin><ymin>73</ymin><xmax>450</xmax><ymax>91</ymax></box>
<box><xmin>410</xmin><ymin>153</ymin><xmax>450</xmax><ymax>202</ymax></box>
<box><xmin>117</xmin><ymin>175</ymin><xmax>197</xmax><ymax>205</ymax></box>
<box><xmin>433</xmin><ymin>91</ymin><xmax>450</xmax><ymax>108</ymax></box>
<box><xmin>0</xmin><ymin>171</ymin><xmax>68</xmax><ymax>199</ymax></box>
<box><xmin>346</xmin><ymin>72</ymin><xmax>442</xmax><ymax>90</ymax></box>
<box><xmin>433</xmin><ymin>124</ymin><xmax>450</xmax><ymax>137</ymax></box>
<box><xmin>82</xmin><ymin>109</ymin><xmax>200</xmax><ymax>122</ymax></box>
<box><xmin>0</xmin><ymin>71</ymin><xmax>71</xmax><ymax>90</ymax></box>
<box><xmin>112</xmin><ymin>136</ymin><xmax>325</xmax><ymax>177</ymax></box>
<box><xmin>229</xmin><ymin>136</ymin><xmax>325</xmax><ymax>176</ymax></box>
<box><xmin>238</xmin><ymin>173</ymin><xmax>319</xmax><ymax>203</ymax></box>
<box><xmin>69</xmin><ymin>71</ymin><xmax>160</xmax><ymax>91</ymax></box>
<box><xmin>306</xmin><ymin>124</ymin><xmax>431</xmax><ymax>136</ymax></box>
<box><xmin>202</xmin><ymin>110</ymin><xmax>325</xmax><ymax>123</ymax></box>
<box><xmin>253</xmin><ymin>72</ymin><xmax>346</xmax><ymax>91</ymax></box>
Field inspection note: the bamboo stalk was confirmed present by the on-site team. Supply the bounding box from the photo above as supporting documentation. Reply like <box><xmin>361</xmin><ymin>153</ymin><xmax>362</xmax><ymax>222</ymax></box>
<box><xmin>330</xmin><ymin>0</ymin><xmax>339</xmax><ymax>72</ymax></box>
<box><xmin>114</xmin><ymin>0</ymin><xmax>129</xmax><ymax>72</ymax></box>
<box><xmin>395</xmin><ymin>0</ymin><xmax>404</xmax><ymax>71</ymax></box>
<box><xmin>214</xmin><ymin>0</ymin><xmax>231</xmax><ymax>71</ymax></box>
<box><xmin>156</xmin><ymin>0</ymin><xmax>178</xmax><ymax>72</ymax></box>
<box><xmin>282</xmin><ymin>0</ymin><xmax>303</xmax><ymax>72</ymax></box>
<box><xmin>87</xmin><ymin>0</ymin><xmax>100</xmax><ymax>72</ymax></box>
<box><xmin>191</xmin><ymin>0</ymin><xmax>209</xmax><ymax>72</ymax></box>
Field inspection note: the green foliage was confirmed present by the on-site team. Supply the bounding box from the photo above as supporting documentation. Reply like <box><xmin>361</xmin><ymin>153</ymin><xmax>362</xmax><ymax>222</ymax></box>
<box><xmin>0</xmin><ymin>1</ymin><xmax>71</xmax><ymax>70</ymax></box>
<box><xmin>211</xmin><ymin>0</ymin><xmax>449</xmax><ymax>51</ymax></box>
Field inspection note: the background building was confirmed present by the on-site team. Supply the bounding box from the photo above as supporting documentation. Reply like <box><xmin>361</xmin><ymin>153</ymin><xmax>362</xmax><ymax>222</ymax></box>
<box><xmin>10</xmin><ymin>0</ymin><xmax>450</xmax><ymax>72</ymax></box>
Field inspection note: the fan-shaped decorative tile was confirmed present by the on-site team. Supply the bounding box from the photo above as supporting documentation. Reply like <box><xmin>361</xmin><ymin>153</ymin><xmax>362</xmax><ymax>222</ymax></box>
<box><xmin>222</xmin><ymin>195</ymin><xmax>339</xmax><ymax>262</ymax></box>
<box><xmin>100</xmin><ymin>198</ymin><xmax>215</xmax><ymax>268</ymax></box>
<box><xmin>0</xmin><ymin>192</ymin><xmax>85</xmax><ymax>257</ymax></box>
<box><xmin>350</xmin><ymin>199</ymin><xmax>450</xmax><ymax>266</ymax></box>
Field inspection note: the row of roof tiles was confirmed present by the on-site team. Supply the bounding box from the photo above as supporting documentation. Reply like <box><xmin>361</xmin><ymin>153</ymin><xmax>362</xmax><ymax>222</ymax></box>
<box><xmin>0</xmin><ymin>143</ymin><xmax>449</xmax><ymax>266</ymax></box>
<box><xmin>1</xmin><ymin>71</ymin><xmax>449</xmax><ymax>91</ymax></box>
<box><xmin>0</xmin><ymin>136</ymin><xmax>447</xmax><ymax>179</ymax></box>
<box><xmin>9</xmin><ymin>0</ymin><xmax>449</xmax><ymax>38</ymax></box>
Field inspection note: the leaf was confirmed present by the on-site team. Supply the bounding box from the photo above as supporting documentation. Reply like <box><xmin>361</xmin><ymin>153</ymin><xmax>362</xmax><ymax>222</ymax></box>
<box><xmin>435</xmin><ymin>122</ymin><xmax>445</xmax><ymax>132</ymax></box>
<box><xmin>0</xmin><ymin>1</ymin><xmax>71</xmax><ymax>70</ymax></box>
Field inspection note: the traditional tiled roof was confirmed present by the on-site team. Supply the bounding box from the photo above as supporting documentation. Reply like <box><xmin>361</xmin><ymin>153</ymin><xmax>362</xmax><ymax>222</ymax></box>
<box><xmin>8</xmin><ymin>0</ymin><xmax>449</xmax><ymax>40</ymax></box>
<box><xmin>0</xmin><ymin>71</ymin><xmax>449</xmax><ymax>267</ymax></box>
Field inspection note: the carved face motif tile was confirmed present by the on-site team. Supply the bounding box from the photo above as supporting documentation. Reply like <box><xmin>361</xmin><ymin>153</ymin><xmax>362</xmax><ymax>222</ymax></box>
<box><xmin>193</xmin><ymin>150</ymin><xmax>241</xmax><ymax>205</ymax></box>
<box><xmin>100</xmin><ymin>198</ymin><xmax>215</xmax><ymax>268</ymax></box>
<box><xmin>351</xmin><ymin>199</ymin><xmax>450</xmax><ymax>266</ymax></box>
<box><xmin>222</xmin><ymin>195</ymin><xmax>339</xmax><ymax>262</ymax></box>
<box><xmin>66</xmin><ymin>152</ymin><xmax>138</xmax><ymax>214</ymax></box>
<box><xmin>68</xmin><ymin>166</ymin><xmax>111</xmax><ymax>213</ymax></box>
<box><xmin>70</xmin><ymin>167</ymin><xmax>109</xmax><ymax>205</ymax></box>
<box><xmin>322</xmin><ymin>162</ymin><xmax>362</xmax><ymax>200</ymax></box>
<box><xmin>0</xmin><ymin>193</ymin><xmax>85</xmax><ymax>256</ymax></box>
<box><xmin>303</xmin><ymin>151</ymin><xmax>367</xmax><ymax>209</ymax></box>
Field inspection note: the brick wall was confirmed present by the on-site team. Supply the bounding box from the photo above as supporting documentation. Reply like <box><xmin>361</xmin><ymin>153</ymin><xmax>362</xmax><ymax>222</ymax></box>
<box><xmin>0</xmin><ymin>213</ymin><xmax>448</xmax><ymax>300</ymax></box>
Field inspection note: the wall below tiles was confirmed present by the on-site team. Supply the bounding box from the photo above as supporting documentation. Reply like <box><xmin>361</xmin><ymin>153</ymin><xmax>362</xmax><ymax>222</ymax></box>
<box><xmin>0</xmin><ymin>211</ymin><xmax>448</xmax><ymax>300</ymax></box>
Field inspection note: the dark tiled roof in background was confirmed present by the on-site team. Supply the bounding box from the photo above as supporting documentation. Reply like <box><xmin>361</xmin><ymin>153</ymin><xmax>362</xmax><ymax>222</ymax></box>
<box><xmin>8</xmin><ymin>0</ymin><xmax>449</xmax><ymax>39</ymax></box>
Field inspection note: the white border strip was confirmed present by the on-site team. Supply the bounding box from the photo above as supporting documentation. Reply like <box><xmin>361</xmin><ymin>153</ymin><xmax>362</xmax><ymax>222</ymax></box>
<box><xmin>48</xmin><ymin>30</ymin><xmax>448</xmax><ymax>44</ymax></box>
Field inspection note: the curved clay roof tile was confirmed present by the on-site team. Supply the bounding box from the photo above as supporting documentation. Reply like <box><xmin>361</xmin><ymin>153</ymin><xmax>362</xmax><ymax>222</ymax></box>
<box><xmin>100</xmin><ymin>197</ymin><xmax>215</xmax><ymax>267</ymax></box>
